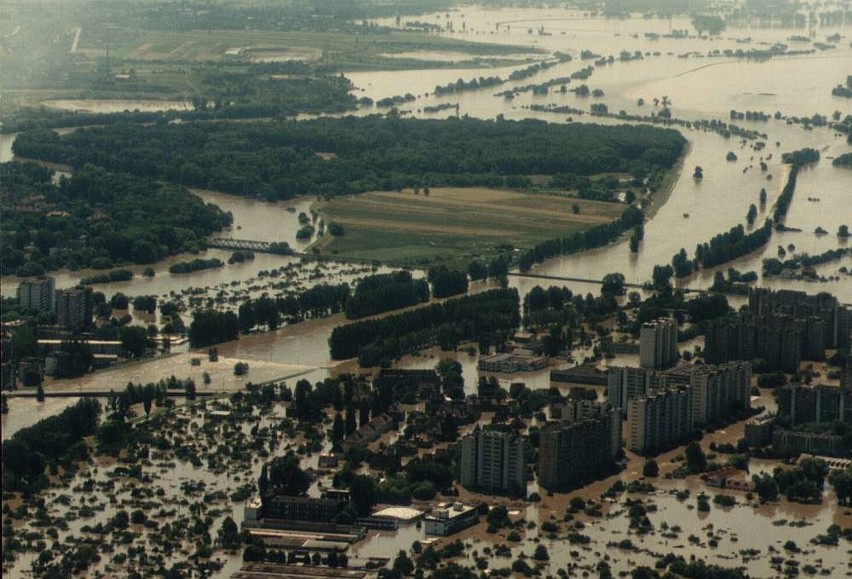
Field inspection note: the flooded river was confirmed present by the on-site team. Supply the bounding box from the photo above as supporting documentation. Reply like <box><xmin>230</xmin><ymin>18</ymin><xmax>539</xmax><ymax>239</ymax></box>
<box><xmin>1</xmin><ymin>8</ymin><xmax>851</xmax><ymax>576</ymax></box>
<box><xmin>0</xmin><ymin>7</ymin><xmax>852</xmax><ymax>577</ymax></box>
<box><xmin>3</xmin><ymin>10</ymin><xmax>850</xmax><ymax>304</ymax></box>
<box><xmin>2</xmin><ymin>5</ymin><xmax>850</xmax><ymax>424</ymax></box>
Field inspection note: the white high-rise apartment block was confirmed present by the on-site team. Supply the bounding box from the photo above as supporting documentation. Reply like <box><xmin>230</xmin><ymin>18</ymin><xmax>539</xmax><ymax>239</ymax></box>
<box><xmin>639</xmin><ymin>317</ymin><xmax>678</xmax><ymax>369</ymax></box>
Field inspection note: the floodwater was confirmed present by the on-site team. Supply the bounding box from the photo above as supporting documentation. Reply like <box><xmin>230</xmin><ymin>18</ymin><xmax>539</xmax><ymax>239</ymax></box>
<box><xmin>0</xmin><ymin>189</ymin><xmax>319</xmax><ymax>298</ymax></box>
<box><xmin>40</xmin><ymin>98</ymin><xmax>192</xmax><ymax>113</ymax></box>
<box><xmin>4</xmin><ymin>10</ymin><xmax>847</xmax><ymax>303</ymax></box>
<box><xmin>2</xmin><ymin>4</ymin><xmax>850</xmax><ymax>424</ymax></box>
<box><xmin>352</xmin><ymin>6</ymin><xmax>852</xmax><ymax>302</ymax></box>
<box><xmin>2</xmin><ymin>7</ymin><xmax>852</xmax><ymax>575</ymax></box>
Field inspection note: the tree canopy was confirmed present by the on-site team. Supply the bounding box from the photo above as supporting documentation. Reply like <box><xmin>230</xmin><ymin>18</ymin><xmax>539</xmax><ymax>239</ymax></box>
<box><xmin>13</xmin><ymin>116</ymin><xmax>686</xmax><ymax>201</ymax></box>
<box><xmin>0</xmin><ymin>162</ymin><xmax>231</xmax><ymax>276</ymax></box>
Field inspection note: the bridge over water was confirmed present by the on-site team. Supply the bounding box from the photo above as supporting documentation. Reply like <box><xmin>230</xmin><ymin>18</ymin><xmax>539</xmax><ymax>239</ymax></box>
<box><xmin>508</xmin><ymin>272</ymin><xmax>707</xmax><ymax>293</ymax></box>
<box><xmin>208</xmin><ymin>239</ymin><xmax>793</xmax><ymax>299</ymax></box>
<box><xmin>207</xmin><ymin>238</ymin><xmax>282</xmax><ymax>253</ymax></box>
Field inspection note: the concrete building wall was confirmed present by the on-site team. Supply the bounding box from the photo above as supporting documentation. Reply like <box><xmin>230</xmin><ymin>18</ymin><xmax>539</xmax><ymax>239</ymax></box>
<box><xmin>539</xmin><ymin>411</ymin><xmax>617</xmax><ymax>491</ymax></box>
<box><xmin>458</xmin><ymin>428</ymin><xmax>525</xmax><ymax>494</ymax></box>
<box><xmin>626</xmin><ymin>388</ymin><xmax>693</xmax><ymax>455</ymax></box>
<box><xmin>17</xmin><ymin>277</ymin><xmax>55</xmax><ymax>312</ymax></box>
<box><xmin>56</xmin><ymin>287</ymin><xmax>93</xmax><ymax>330</ymax></box>
<box><xmin>640</xmin><ymin>318</ymin><xmax>678</xmax><ymax>369</ymax></box>
<box><xmin>607</xmin><ymin>366</ymin><xmax>656</xmax><ymax>416</ymax></box>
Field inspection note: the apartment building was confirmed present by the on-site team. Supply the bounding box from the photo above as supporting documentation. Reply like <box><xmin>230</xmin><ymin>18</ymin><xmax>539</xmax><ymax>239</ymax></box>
<box><xmin>539</xmin><ymin>408</ymin><xmax>619</xmax><ymax>491</ymax></box>
<box><xmin>639</xmin><ymin>317</ymin><xmax>678</xmax><ymax>369</ymax></box>
<box><xmin>659</xmin><ymin>361</ymin><xmax>751</xmax><ymax>425</ymax></box>
<box><xmin>16</xmin><ymin>277</ymin><xmax>55</xmax><ymax>312</ymax></box>
<box><xmin>607</xmin><ymin>366</ymin><xmax>658</xmax><ymax>416</ymax></box>
<box><xmin>56</xmin><ymin>287</ymin><xmax>93</xmax><ymax>331</ymax></box>
<box><xmin>625</xmin><ymin>387</ymin><xmax>693</xmax><ymax>455</ymax></box>
<box><xmin>777</xmin><ymin>383</ymin><xmax>852</xmax><ymax>425</ymax></box>
<box><xmin>458</xmin><ymin>427</ymin><xmax>525</xmax><ymax>495</ymax></box>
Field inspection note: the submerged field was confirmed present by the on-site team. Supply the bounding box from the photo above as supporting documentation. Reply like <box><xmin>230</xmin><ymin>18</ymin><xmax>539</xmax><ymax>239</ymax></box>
<box><xmin>316</xmin><ymin>187</ymin><xmax>624</xmax><ymax>267</ymax></box>
<box><xmin>108</xmin><ymin>28</ymin><xmax>537</xmax><ymax>69</ymax></box>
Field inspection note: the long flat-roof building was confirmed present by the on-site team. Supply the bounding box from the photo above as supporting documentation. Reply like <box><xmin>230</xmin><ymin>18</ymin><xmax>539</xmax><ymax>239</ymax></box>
<box><xmin>773</xmin><ymin>429</ymin><xmax>847</xmax><ymax>457</ymax></box>
<box><xmin>424</xmin><ymin>503</ymin><xmax>479</xmax><ymax>536</ymax></box>
<box><xmin>262</xmin><ymin>496</ymin><xmax>348</xmax><ymax>524</ymax></box>
<box><xmin>477</xmin><ymin>352</ymin><xmax>549</xmax><ymax>373</ymax></box>
<box><xmin>777</xmin><ymin>383</ymin><xmax>852</xmax><ymax>425</ymax></box>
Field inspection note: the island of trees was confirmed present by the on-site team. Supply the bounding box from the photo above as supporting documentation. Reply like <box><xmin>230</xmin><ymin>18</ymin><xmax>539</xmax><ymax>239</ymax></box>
<box><xmin>12</xmin><ymin>116</ymin><xmax>686</xmax><ymax>202</ymax></box>
<box><xmin>832</xmin><ymin>153</ymin><xmax>852</xmax><ymax>168</ymax></box>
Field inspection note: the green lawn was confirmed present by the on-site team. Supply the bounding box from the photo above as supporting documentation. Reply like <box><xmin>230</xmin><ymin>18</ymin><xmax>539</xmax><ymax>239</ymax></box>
<box><xmin>316</xmin><ymin>187</ymin><xmax>624</xmax><ymax>269</ymax></box>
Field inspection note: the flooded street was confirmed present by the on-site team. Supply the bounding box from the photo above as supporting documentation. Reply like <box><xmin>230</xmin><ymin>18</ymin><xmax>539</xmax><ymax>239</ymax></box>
<box><xmin>2</xmin><ymin>0</ymin><xmax>849</xmax><ymax>437</ymax></box>
<box><xmin>2</xmin><ymin>6</ymin><xmax>852</xmax><ymax>577</ymax></box>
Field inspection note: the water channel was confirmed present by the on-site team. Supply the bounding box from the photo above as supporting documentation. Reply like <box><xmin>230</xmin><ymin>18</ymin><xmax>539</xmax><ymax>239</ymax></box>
<box><xmin>2</xmin><ymin>5</ymin><xmax>850</xmax><ymax>427</ymax></box>
<box><xmin>1</xmin><ymin>8</ymin><xmax>851</xmax><ymax>577</ymax></box>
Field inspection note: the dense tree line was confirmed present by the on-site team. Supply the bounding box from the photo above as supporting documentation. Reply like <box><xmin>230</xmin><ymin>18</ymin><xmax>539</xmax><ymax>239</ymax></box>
<box><xmin>168</xmin><ymin>258</ymin><xmax>224</xmax><ymax>274</ymax></box>
<box><xmin>2</xmin><ymin>71</ymin><xmax>355</xmax><ymax>132</ymax></box>
<box><xmin>189</xmin><ymin>310</ymin><xmax>239</xmax><ymax>348</ymax></box>
<box><xmin>708</xmin><ymin>268</ymin><xmax>756</xmax><ymax>294</ymax></box>
<box><xmin>694</xmin><ymin>220</ymin><xmax>774</xmax><ymax>269</ymax></box>
<box><xmin>80</xmin><ymin>269</ymin><xmax>134</xmax><ymax>285</ymax></box>
<box><xmin>13</xmin><ymin>117</ymin><xmax>686</xmax><ymax>202</ymax></box>
<box><xmin>833</xmin><ymin>153</ymin><xmax>852</xmax><ymax>168</ymax></box>
<box><xmin>770</xmin><ymin>458</ymin><xmax>829</xmax><ymax>503</ymax></box>
<box><xmin>239</xmin><ymin>295</ymin><xmax>283</xmax><ymax>332</ymax></box>
<box><xmin>518</xmin><ymin>206</ymin><xmax>646</xmax><ymax>271</ymax></box>
<box><xmin>227</xmin><ymin>282</ymin><xmax>354</xmax><ymax>335</ymax></box>
<box><xmin>467</xmin><ymin>254</ymin><xmax>510</xmax><ymax>283</ymax></box>
<box><xmin>780</xmin><ymin>148</ymin><xmax>820</xmax><ymax>166</ymax></box>
<box><xmin>279</xmin><ymin>283</ymin><xmax>352</xmax><ymax>320</ymax></box>
<box><xmin>345</xmin><ymin>271</ymin><xmax>429</xmax><ymax>319</ymax></box>
<box><xmin>124</xmin><ymin>1</ymin><xmax>462</xmax><ymax>34</ymax></box>
<box><xmin>329</xmin><ymin>288</ymin><xmax>520</xmax><ymax>366</ymax></box>
<box><xmin>763</xmin><ymin>247</ymin><xmax>852</xmax><ymax>276</ymax></box>
<box><xmin>686</xmin><ymin>293</ymin><xmax>732</xmax><ymax>322</ymax></box>
<box><xmin>0</xmin><ymin>162</ymin><xmax>231</xmax><ymax>276</ymax></box>
<box><xmin>54</xmin><ymin>339</ymin><xmax>95</xmax><ymax>378</ymax></box>
<box><xmin>3</xmin><ymin>399</ymin><xmax>101</xmax><ymax>495</ymax></box>
<box><xmin>428</xmin><ymin>267</ymin><xmax>469</xmax><ymax>298</ymax></box>
<box><xmin>772</xmin><ymin>166</ymin><xmax>799</xmax><ymax>222</ymax></box>
<box><xmin>524</xmin><ymin>286</ymin><xmax>574</xmax><ymax>317</ymax></box>
<box><xmin>434</xmin><ymin>76</ymin><xmax>505</xmax><ymax>96</ymax></box>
